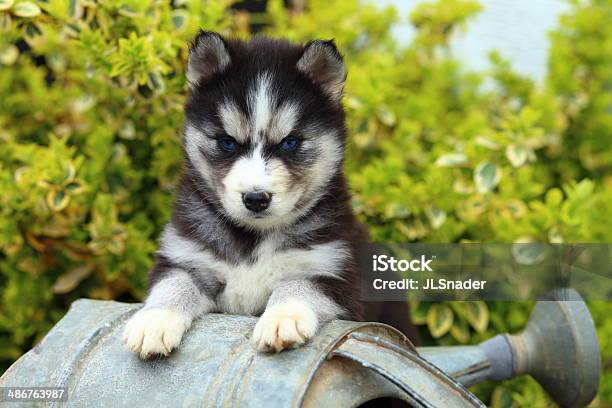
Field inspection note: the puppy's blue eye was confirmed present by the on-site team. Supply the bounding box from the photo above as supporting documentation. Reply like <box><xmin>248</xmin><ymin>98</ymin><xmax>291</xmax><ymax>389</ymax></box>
<box><xmin>218</xmin><ymin>137</ymin><xmax>238</xmax><ymax>152</ymax></box>
<box><xmin>280</xmin><ymin>136</ymin><xmax>300</xmax><ymax>152</ymax></box>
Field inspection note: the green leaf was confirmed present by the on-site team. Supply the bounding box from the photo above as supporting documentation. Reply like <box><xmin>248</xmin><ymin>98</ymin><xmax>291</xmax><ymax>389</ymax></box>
<box><xmin>376</xmin><ymin>106</ymin><xmax>396</xmax><ymax>126</ymax></box>
<box><xmin>0</xmin><ymin>11</ymin><xmax>11</xmax><ymax>30</ymax></box>
<box><xmin>24</xmin><ymin>21</ymin><xmax>41</xmax><ymax>36</ymax></box>
<box><xmin>385</xmin><ymin>202</ymin><xmax>410</xmax><ymax>218</ymax></box>
<box><xmin>0</xmin><ymin>0</ymin><xmax>13</xmax><ymax>11</ymax></box>
<box><xmin>410</xmin><ymin>301</ymin><xmax>428</xmax><ymax>325</ymax></box>
<box><xmin>506</xmin><ymin>144</ymin><xmax>529</xmax><ymax>167</ymax></box>
<box><xmin>171</xmin><ymin>10</ymin><xmax>187</xmax><ymax>29</ymax></box>
<box><xmin>46</xmin><ymin>189</ymin><xmax>70</xmax><ymax>212</ymax></box>
<box><xmin>117</xmin><ymin>5</ymin><xmax>139</xmax><ymax>18</ymax></box>
<box><xmin>427</xmin><ymin>304</ymin><xmax>454</xmax><ymax>338</ymax></box>
<box><xmin>118</xmin><ymin>121</ymin><xmax>136</xmax><ymax>140</ymax></box>
<box><xmin>435</xmin><ymin>153</ymin><xmax>469</xmax><ymax>167</ymax></box>
<box><xmin>464</xmin><ymin>301</ymin><xmax>489</xmax><ymax>333</ymax></box>
<box><xmin>450</xmin><ymin>317</ymin><xmax>471</xmax><ymax>343</ymax></box>
<box><xmin>147</xmin><ymin>71</ymin><xmax>166</xmax><ymax>93</ymax></box>
<box><xmin>426</xmin><ymin>207</ymin><xmax>446</xmax><ymax>229</ymax></box>
<box><xmin>475</xmin><ymin>136</ymin><xmax>502</xmax><ymax>150</ymax></box>
<box><xmin>68</xmin><ymin>0</ymin><xmax>81</xmax><ymax>18</ymax></box>
<box><xmin>64</xmin><ymin>180</ymin><xmax>85</xmax><ymax>195</ymax></box>
<box><xmin>545</xmin><ymin>188</ymin><xmax>563</xmax><ymax>207</ymax></box>
<box><xmin>548</xmin><ymin>227</ymin><xmax>563</xmax><ymax>243</ymax></box>
<box><xmin>13</xmin><ymin>1</ymin><xmax>41</xmax><ymax>17</ymax></box>
<box><xmin>512</xmin><ymin>241</ymin><xmax>547</xmax><ymax>265</ymax></box>
<box><xmin>0</xmin><ymin>45</ymin><xmax>18</xmax><ymax>65</ymax></box>
<box><xmin>490</xmin><ymin>386</ymin><xmax>514</xmax><ymax>408</ymax></box>
<box><xmin>474</xmin><ymin>161</ymin><xmax>501</xmax><ymax>193</ymax></box>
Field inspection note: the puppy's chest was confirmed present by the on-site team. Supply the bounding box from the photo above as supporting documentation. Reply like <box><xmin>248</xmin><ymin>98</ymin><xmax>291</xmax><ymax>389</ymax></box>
<box><xmin>215</xmin><ymin>252</ymin><xmax>290</xmax><ymax>315</ymax></box>
<box><xmin>209</xmin><ymin>239</ymin><xmax>348</xmax><ymax>316</ymax></box>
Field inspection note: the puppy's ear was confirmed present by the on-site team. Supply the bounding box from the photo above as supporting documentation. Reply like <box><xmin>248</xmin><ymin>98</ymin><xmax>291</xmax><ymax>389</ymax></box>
<box><xmin>187</xmin><ymin>30</ymin><xmax>231</xmax><ymax>89</ymax></box>
<box><xmin>297</xmin><ymin>40</ymin><xmax>346</xmax><ymax>102</ymax></box>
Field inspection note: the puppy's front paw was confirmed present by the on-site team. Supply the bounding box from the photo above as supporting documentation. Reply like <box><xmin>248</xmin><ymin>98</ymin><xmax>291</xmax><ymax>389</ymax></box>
<box><xmin>253</xmin><ymin>299</ymin><xmax>318</xmax><ymax>353</ymax></box>
<box><xmin>122</xmin><ymin>308</ymin><xmax>189</xmax><ymax>359</ymax></box>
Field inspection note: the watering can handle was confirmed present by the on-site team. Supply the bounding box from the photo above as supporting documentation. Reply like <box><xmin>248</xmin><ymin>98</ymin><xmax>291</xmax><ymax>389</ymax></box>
<box><xmin>331</xmin><ymin>332</ymin><xmax>486</xmax><ymax>408</ymax></box>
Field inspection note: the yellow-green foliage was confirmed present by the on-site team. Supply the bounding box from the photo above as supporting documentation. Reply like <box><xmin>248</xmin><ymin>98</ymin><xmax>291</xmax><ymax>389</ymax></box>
<box><xmin>0</xmin><ymin>0</ymin><xmax>610</xmax><ymax>405</ymax></box>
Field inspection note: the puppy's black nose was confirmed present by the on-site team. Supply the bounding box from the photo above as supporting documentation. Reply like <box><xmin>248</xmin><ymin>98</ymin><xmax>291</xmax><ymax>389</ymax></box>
<box><xmin>242</xmin><ymin>191</ymin><xmax>271</xmax><ymax>213</ymax></box>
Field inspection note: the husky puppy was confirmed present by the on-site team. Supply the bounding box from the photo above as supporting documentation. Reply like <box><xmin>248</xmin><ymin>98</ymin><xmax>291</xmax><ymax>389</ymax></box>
<box><xmin>123</xmin><ymin>32</ymin><xmax>407</xmax><ymax>359</ymax></box>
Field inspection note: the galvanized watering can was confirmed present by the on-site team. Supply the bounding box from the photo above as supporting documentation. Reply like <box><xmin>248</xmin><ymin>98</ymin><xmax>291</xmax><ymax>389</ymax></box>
<box><xmin>1</xmin><ymin>290</ymin><xmax>600</xmax><ymax>407</ymax></box>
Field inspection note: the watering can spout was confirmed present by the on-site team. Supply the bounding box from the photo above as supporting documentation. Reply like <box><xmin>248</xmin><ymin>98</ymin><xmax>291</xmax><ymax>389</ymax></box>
<box><xmin>418</xmin><ymin>289</ymin><xmax>600</xmax><ymax>408</ymax></box>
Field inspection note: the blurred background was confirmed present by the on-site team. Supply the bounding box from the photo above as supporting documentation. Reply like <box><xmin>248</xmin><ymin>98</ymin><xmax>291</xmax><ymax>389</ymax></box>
<box><xmin>0</xmin><ymin>0</ymin><xmax>610</xmax><ymax>406</ymax></box>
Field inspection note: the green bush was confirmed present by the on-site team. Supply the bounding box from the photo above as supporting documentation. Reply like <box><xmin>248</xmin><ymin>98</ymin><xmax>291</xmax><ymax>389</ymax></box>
<box><xmin>0</xmin><ymin>0</ymin><xmax>610</xmax><ymax>406</ymax></box>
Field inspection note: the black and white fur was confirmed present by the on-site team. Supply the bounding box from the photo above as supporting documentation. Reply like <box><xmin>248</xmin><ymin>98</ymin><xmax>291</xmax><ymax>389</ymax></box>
<box><xmin>123</xmin><ymin>32</ymin><xmax>410</xmax><ymax>358</ymax></box>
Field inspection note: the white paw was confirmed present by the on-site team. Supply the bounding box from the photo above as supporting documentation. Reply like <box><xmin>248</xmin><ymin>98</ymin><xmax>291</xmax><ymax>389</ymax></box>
<box><xmin>253</xmin><ymin>299</ymin><xmax>318</xmax><ymax>353</ymax></box>
<box><xmin>122</xmin><ymin>308</ymin><xmax>189</xmax><ymax>359</ymax></box>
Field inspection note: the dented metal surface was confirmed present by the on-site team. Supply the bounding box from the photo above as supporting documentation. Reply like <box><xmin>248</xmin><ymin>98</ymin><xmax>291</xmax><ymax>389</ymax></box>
<box><xmin>0</xmin><ymin>291</ymin><xmax>600</xmax><ymax>408</ymax></box>
<box><xmin>0</xmin><ymin>299</ymin><xmax>483</xmax><ymax>407</ymax></box>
